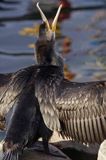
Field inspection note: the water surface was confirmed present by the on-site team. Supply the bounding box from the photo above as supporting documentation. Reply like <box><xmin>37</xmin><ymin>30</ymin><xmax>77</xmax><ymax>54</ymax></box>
<box><xmin>0</xmin><ymin>0</ymin><xmax>106</xmax><ymax>81</ymax></box>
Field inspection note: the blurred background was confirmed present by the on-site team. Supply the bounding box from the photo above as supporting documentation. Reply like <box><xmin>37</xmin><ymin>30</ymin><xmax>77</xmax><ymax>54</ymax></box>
<box><xmin>0</xmin><ymin>0</ymin><xmax>106</xmax><ymax>82</ymax></box>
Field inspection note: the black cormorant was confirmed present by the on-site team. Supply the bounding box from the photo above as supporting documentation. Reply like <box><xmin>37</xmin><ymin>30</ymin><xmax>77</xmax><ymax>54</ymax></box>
<box><xmin>1</xmin><ymin>3</ymin><xmax>64</xmax><ymax>160</ymax></box>
<box><xmin>0</xmin><ymin>2</ymin><xmax>106</xmax><ymax>160</ymax></box>
<box><xmin>34</xmin><ymin>3</ymin><xmax>106</xmax><ymax>144</ymax></box>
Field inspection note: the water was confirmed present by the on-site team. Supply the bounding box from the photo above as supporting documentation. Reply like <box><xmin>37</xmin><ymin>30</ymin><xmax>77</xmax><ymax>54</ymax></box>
<box><xmin>0</xmin><ymin>0</ymin><xmax>106</xmax><ymax>80</ymax></box>
<box><xmin>0</xmin><ymin>0</ymin><xmax>106</xmax><ymax>158</ymax></box>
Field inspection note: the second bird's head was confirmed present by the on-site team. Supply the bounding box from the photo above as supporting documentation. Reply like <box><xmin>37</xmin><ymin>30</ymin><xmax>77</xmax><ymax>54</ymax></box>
<box><xmin>35</xmin><ymin>3</ymin><xmax>62</xmax><ymax>66</ymax></box>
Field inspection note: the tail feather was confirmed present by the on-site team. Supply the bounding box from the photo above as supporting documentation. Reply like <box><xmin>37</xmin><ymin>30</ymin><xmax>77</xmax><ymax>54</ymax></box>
<box><xmin>2</xmin><ymin>151</ymin><xmax>19</xmax><ymax>160</ymax></box>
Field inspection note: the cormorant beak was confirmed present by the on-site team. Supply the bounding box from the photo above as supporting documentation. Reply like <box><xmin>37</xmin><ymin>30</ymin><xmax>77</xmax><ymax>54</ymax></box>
<box><xmin>36</xmin><ymin>2</ymin><xmax>62</xmax><ymax>40</ymax></box>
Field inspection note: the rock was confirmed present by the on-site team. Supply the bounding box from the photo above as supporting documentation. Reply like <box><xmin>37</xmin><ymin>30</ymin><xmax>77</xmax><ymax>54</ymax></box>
<box><xmin>50</xmin><ymin>132</ymin><xmax>99</xmax><ymax>160</ymax></box>
<box><xmin>97</xmin><ymin>140</ymin><xmax>106</xmax><ymax>160</ymax></box>
<box><xmin>20</xmin><ymin>142</ymin><xmax>71</xmax><ymax>160</ymax></box>
<box><xmin>51</xmin><ymin>132</ymin><xmax>99</xmax><ymax>153</ymax></box>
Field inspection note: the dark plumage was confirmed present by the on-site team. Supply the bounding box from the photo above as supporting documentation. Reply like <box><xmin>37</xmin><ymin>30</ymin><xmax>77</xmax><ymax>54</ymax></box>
<box><xmin>3</xmin><ymin>66</ymin><xmax>52</xmax><ymax>160</ymax></box>
<box><xmin>0</xmin><ymin>73</ymin><xmax>12</xmax><ymax>129</ymax></box>
<box><xmin>0</xmin><ymin>4</ymin><xmax>63</xmax><ymax>160</ymax></box>
<box><xmin>34</xmin><ymin>3</ymin><xmax>106</xmax><ymax>144</ymax></box>
<box><xmin>3</xmin><ymin>84</ymin><xmax>36</xmax><ymax>160</ymax></box>
<box><xmin>0</xmin><ymin>66</ymin><xmax>36</xmax><ymax>125</ymax></box>
<box><xmin>1</xmin><ymin>66</ymin><xmax>54</xmax><ymax>160</ymax></box>
<box><xmin>35</xmin><ymin>70</ymin><xmax>106</xmax><ymax>144</ymax></box>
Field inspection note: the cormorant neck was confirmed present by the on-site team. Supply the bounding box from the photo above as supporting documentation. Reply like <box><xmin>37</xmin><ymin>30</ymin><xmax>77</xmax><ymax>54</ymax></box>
<box><xmin>35</xmin><ymin>41</ymin><xmax>55</xmax><ymax>65</ymax></box>
<box><xmin>35</xmin><ymin>22</ymin><xmax>64</xmax><ymax>71</ymax></box>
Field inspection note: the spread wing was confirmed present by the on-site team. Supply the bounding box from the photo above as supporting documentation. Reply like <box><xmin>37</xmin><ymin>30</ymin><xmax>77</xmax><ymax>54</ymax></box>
<box><xmin>57</xmin><ymin>80</ymin><xmax>106</xmax><ymax>144</ymax></box>
<box><xmin>0</xmin><ymin>73</ymin><xmax>12</xmax><ymax>87</ymax></box>
<box><xmin>0</xmin><ymin>66</ymin><xmax>36</xmax><ymax>130</ymax></box>
<box><xmin>0</xmin><ymin>73</ymin><xmax>12</xmax><ymax>129</ymax></box>
<box><xmin>36</xmin><ymin>70</ymin><xmax>106</xmax><ymax>144</ymax></box>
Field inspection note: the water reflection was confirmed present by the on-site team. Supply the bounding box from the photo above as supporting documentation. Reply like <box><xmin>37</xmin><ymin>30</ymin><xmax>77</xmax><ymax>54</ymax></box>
<box><xmin>0</xmin><ymin>0</ymin><xmax>106</xmax><ymax>81</ymax></box>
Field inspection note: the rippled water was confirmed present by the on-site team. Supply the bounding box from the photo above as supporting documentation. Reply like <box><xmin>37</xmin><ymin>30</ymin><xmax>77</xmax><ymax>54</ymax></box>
<box><xmin>0</xmin><ymin>0</ymin><xmax>106</xmax><ymax>81</ymax></box>
<box><xmin>0</xmin><ymin>0</ymin><xmax>106</xmax><ymax>151</ymax></box>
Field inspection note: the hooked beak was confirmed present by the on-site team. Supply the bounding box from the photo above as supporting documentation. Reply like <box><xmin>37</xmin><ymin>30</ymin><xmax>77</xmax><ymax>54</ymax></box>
<box><xmin>36</xmin><ymin>2</ymin><xmax>62</xmax><ymax>40</ymax></box>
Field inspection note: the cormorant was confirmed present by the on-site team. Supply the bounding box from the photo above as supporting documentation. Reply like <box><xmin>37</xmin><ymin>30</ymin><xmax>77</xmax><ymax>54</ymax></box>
<box><xmin>1</xmin><ymin>3</ymin><xmax>64</xmax><ymax>160</ymax></box>
<box><xmin>34</xmin><ymin>3</ymin><xmax>106</xmax><ymax>144</ymax></box>
<box><xmin>0</xmin><ymin>2</ymin><xmax>106</xmax><ymax>160</ymax></box>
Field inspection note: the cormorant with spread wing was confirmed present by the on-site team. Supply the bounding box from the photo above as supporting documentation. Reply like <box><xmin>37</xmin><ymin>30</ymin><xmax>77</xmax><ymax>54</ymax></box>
<box><xmin>0</xmin><ymin>2</ymin><xmax>106</xmax><ymax>160</ymax></box>
<box><xmin>34</xmin><ymin>3</ymin><xmax>106</xmax><ymax>144</ymax></box>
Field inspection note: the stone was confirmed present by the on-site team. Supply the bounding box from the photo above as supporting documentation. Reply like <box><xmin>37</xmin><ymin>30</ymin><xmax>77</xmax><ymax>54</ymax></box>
<box><xmin>20</xmin><ymin>142</ymin><xmax>71</xmax><ymax>160</ymax></box>
<box><xmin>97</xmin><ymin>140</ymin><xmax>106</xmax><ymax>160</ymax></box>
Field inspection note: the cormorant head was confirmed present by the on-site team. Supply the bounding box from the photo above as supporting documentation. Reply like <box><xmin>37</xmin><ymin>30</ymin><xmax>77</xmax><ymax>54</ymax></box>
<box><xmin>35</xmin><ymin>3</ymin><xmax>63</xmax><ymax>67</ymax></box>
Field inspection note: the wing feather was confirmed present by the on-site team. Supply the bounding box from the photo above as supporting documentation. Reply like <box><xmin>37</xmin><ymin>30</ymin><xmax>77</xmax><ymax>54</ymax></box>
<box><xmin>0</xmin><ymin>66</ymin><xmax>36</xmax><ymax>130</ymax></box>
<box><xmin>80</xmin><ymin>118</ymin><xmax>86</xmax><ymax>142</ymax></box>
<box><xmin>70</xmin><ymin>118</ymin><xmax>74</xmax><ymax>140</ymax></box>
<box><xmin>88</xmin><ymin>117</ymin><xmax>95</xmax><ymax>143</ymax></box>
<box><xmin>0</xmin><ymin>73</ymin><xmax>12</xmax><ymax>129</ymax></box>
<box><xmin>35</xmin><ymin>66</ymin><xmax>106</xmax><ymax>144</ymax></box>
<box><xmin>101</xmin><ymin>115</ymin><xmax>106</xmax><ymax>138</ymax></box>
<box><xmin>56</xmin><ymin>80</ymin><xmax>106</xmax><ymax>144</ymax></box>
<box><xmin>68</xmin><ymin>119</ymin><xmax>72</xmax><ymax>139</ymax></box>
<box><xmin>73</xmin><ymin>115</ymin><xmax>79</xmax><ymax>141</ymax></box>
<box><xmin>97</xmin><ymin>116</ymin><xmax>104</xmax><ymax>142</ymax></box>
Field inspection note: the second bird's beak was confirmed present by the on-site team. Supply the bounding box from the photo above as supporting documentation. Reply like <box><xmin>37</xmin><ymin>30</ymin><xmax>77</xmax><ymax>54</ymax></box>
<box><xmin>36</xmin><ymin>2</ymin><xmax>62</xmax><ymax>40</ymax></box>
